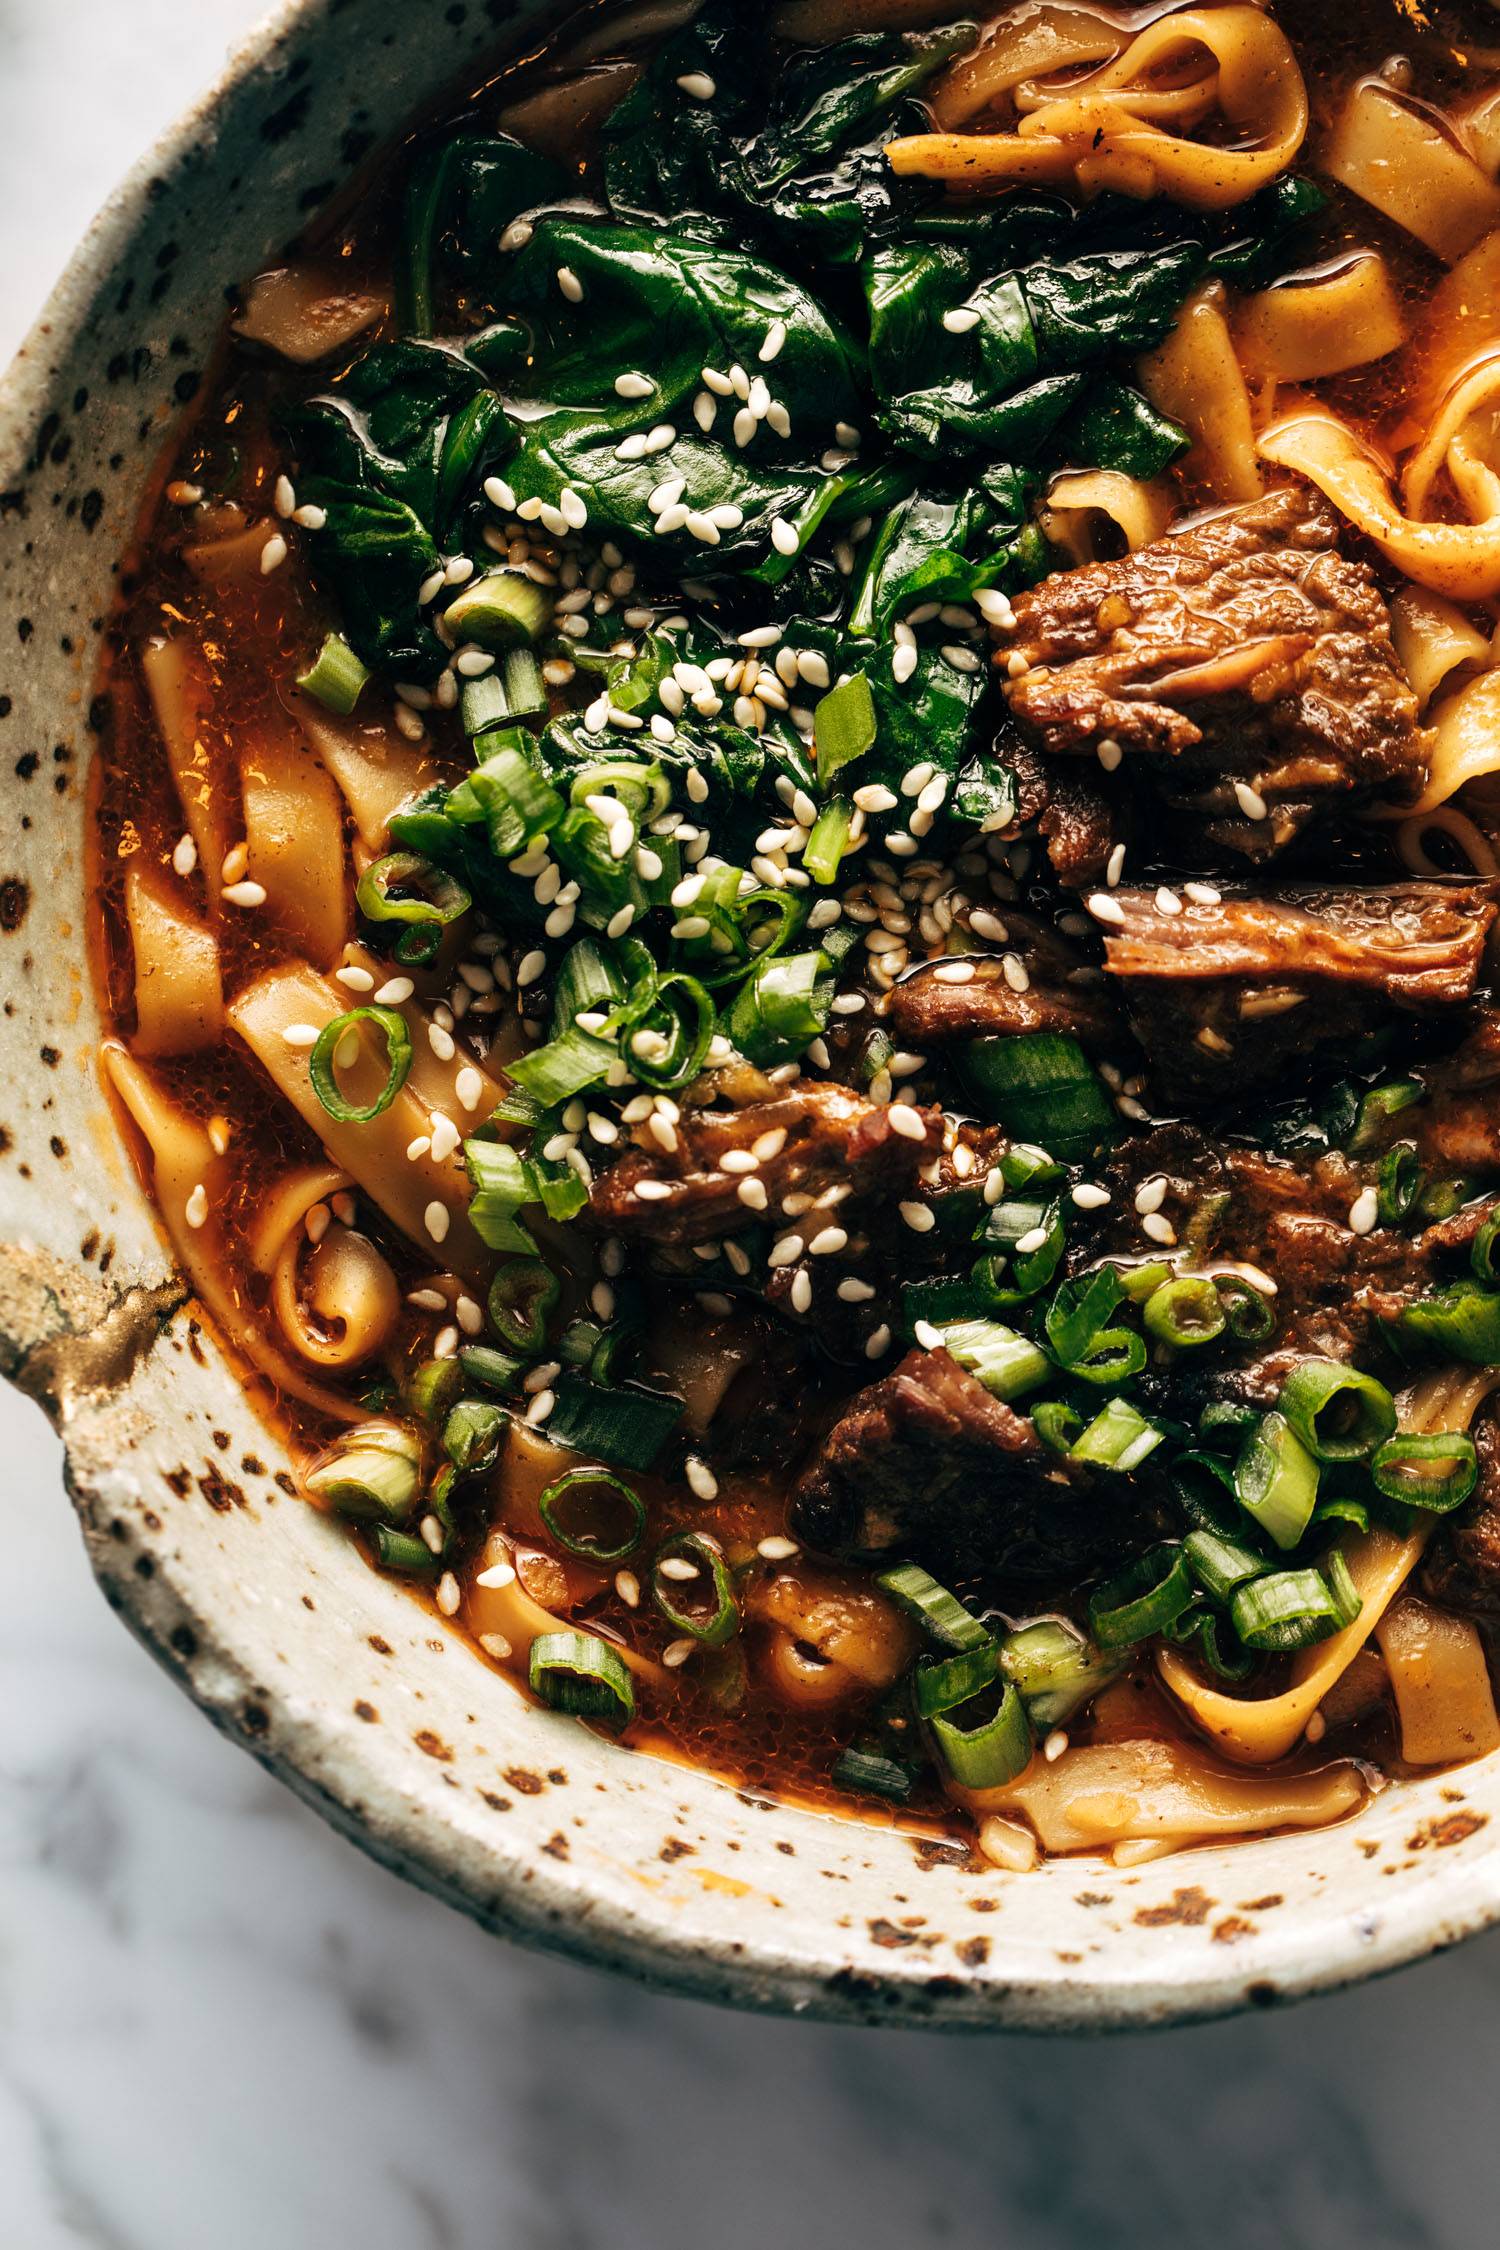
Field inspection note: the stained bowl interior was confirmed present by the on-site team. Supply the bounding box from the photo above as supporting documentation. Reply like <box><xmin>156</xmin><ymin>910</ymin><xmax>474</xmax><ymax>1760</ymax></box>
<box><xmin>2</xmin><ymin>0</ymin><xmax>1498</xmax><ymax>2029</ymax></box>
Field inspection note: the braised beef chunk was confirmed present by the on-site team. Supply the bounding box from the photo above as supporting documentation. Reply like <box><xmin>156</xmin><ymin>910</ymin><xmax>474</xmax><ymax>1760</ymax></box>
<box><xmin>884</xmin><ymin>910</ymin><xmax>1122</xmax><ymax>1051</ymax></box>
<box><xmin>789</xmin><ymin>1348</ymin><xmax>1169</xmax><ymax>1581</ymax></box>
<box><xmin>587</xmin><ymin>1079</ymin><xmax>935</xmax><ymax>1246</ymax></box>
<box><xmin>997</xmin><ymin>488</ymin><xmax>1428</xmax><ymax>861</ymax></box>
<box><xmin>1423</xmin><ymin>1420</ymin><xmax>1500</xmax><ymax>1626</ymax></box>
<box><xmin>1098</xmin><ymin>882</ymin><xmax>1494</xmax><ymax>1104</ymax></box>
<box><xmin>1415</xmin><ymin>1013</ymin><xmax>1500</xmax><ymax>1177</ymax></box>
<box><xmin>1001</xmin><ymin>734</ymin><xmax>1125</xmax><ymax>886</ymax></box>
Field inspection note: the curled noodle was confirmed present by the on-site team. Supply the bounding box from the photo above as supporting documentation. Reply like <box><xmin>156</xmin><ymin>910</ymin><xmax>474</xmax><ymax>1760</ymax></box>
<box><xmin>1039</xmin><ymin>468</ymin><xmax>1174</xmax><ymax>564</ymax></box>
<box><xmin>888</xmin><ymin>7</ymin><xmax>1308</xmax><ymax>211</ymax></box>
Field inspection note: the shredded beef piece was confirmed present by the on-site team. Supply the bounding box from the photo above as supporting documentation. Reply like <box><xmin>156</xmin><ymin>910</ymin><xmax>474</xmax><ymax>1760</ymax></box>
<box><xmin>1416</xmin><ymin>1014</ymin><xmax>1500</xmax><ymax>1177</ymax></box>
<box><xmin>788</xmin><ymin>1347</ymin><xmax>1171</xmax><ymax>1581</ymax></box>
<box><xmin>997</xmin><ymin>487</ymin><xmax>1428</xmax><ymax>860</ymax></box>
<box><xmin>884</xmin><ymin>909</ymin><xmax>1122</xmax><ymax>1050</ymax></box>
<box><xmin>1000</xmin><ymin>734</ymin><xmax>1125</xmax><ymax>886</ymax></box>
<box><xmin>1097</xmin><ymin>882</ymin><xmax>1494</xmax><ymax>1104</ymax></box>
<box><xmin>586</xmin><ymin>1079</ymin><xmax>936</xmax><ymax>1246</ymax></box>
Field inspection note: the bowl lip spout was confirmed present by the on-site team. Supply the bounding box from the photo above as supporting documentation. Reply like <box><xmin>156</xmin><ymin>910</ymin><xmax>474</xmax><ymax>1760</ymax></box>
<box><xmin>7</xmin><ymin>0</ymin><xmax>1500</xmax><ymax>2036</ymax></box>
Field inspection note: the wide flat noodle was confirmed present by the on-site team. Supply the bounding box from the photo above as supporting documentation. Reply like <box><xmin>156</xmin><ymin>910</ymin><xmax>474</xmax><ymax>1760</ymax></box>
<box><xmin>1139</xmin><ymin>282</ymin><xmax>1262</xmax><ymax>505</ymax></box>
<box><xmin>1039</xmin><ymin>468</ymin><xmax>1174</xmax><ymax>564</ymax></box>
<box><xmin>1258</xmin><ymin>407</ymin><xmax>1500</xmax><ymax>600</ymax></box>
<box><xmin>1324</xmin><ymin>79</ymin><xmax>1500</xmax><ymax>265</ymax></box>
<box><xmin>1232</xmin><ymin>254</ymin><xmax>1406</xmax><ymax>384</ymax></box>
<box><xmin>140</xmin><ymin>636</ymin><xmax>237</xmax><ymax>883</ymax></box>
<box><xmin>125</xmin><ymin>863</ymin><xmax>223</xmax><ymax>1058</ymax></box>
<box><xmin>1411</xmin><ymin>668</ymin><xmax>1500</xmax><ymax>814</ymax></box>
<box><xmin>293</xmin><ymin>695</ymin><xmax>436</xmax><ymax>852</ymax></box>
<box><xmin>976</xmin><ymin>1737</ymin><xmax>1363</xmax><ymax>1852</ymax></box>
<box><xmin>888</xmin><ymin>7</ymin><xmax>1307</xmax><ymax>211</ymax></box>
<box><xmin>1377</xmin><ymin>1596</ymin><xmax>1500</xmax><ymax>1765</ymax></box>
<box><xmin>242</xmin><ymin>708</ymin><xmax>349</xmax><ymax>969</ymax></box>
<box><xmin>100</xmin><ymin>1043</ymin><xmax>362</xmax><ymax>1421</ymax></box>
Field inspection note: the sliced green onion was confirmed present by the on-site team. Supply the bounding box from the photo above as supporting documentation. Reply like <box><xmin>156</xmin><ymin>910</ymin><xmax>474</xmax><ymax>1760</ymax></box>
<box><xmin>1044</xmin><ymin>1267</ymin><xmax>1125</xmax><ymax>1365</ymax></box>
<box><xmin>803</xmin><ymin>797</ymin><xmax>853</xmax><ymax>886</ymax></box>
<box><xmin>832</xmin><ymin>1748</ymin><xmax>914</xmax><ymax>1802</ymax></box>
<box><xmin>539</xmin><ymin>1467</ymin><xmax>646</xmax><ymax>1561</ymax></box>
<box><xmin>1311</xmin><ymin>1490</ymin><xmax>1370</xmax><ymax>1537</ymax></box>
<box><xmin>1378</xmin><ymin>1142</ymin><xmax>1422</xmax><ymax>1227</ymax></box>
<box><xmin>964</xmin><ymin>1033</ymin><xmax>1116</xmax><ymax>1163</ymax></box>
<box><xmin>814</xmin><ymin>670</ymin><xmax>876</xmax><ymax>786</ymax></box>
<box><xmin>621</xmin><ymin>971</ymin><xmax>714</xmax><ymax>1092</ymax></box>
<box><xmin>1419</xmin><ymin>1174</ymin><xmax>1473</xmax><ymax>1222</ymax></box>
<box><xmin>464</xmin><ymin>1139</ymin><xmax>538</xmax><ymax>1255</ymax></box>
<box><xmin>507</xmin><ymin>1021</ymin><xmax>619</xmax><ymax>1106</ymax></box>
<box><xmin>1032</xmin><ymin>1400</ymin><xmax>1084</xmax><ymax>1454</ymax></box>
<box><xmin>405</xmin><ymin>1355</ymin><xmax>464</xmax><ymax>1425</ymax></box>
<box><xmin>973</xmin><ymin>1194</ymin><xmax>1064</xmax><ymax>1303</ymax></box>
<box><xmin>529</xmin><ymin>1629</ymin><xmax>635</xmax><ymax>1727</ymax></box>
<box><xmin>303</xmin><ymin>1421</ymin><xmax>422</xmax><ymax>1525</ymax></box>
<box><xmin>1214</xmin><ymin>1274</ymin><xmax>1276</xmax><ymax>1340</ymax></box>
<box><xmin>309</xmin><ymin>1005</ymin><xmax>413</xmax><ymax>1124</ymax></box>
<box><xmin>487</xmin><ymin>1258</ymin><xmax>560</xmax><ymax>1353</ymax></box>
<box><xmin>444</xmin><ymin>568</ymin><xmax>554</xmax><ymax>648</ymax></box>
<box><xmin>929</xmin><ymin>1678</ymin><xmax>1033</xmax><ymax>1788</ymax></box>
<box><xmin>727</xmin><ymin>950</ymin><xmax>830</xmax><ymax>1068</ymax></box>
<box><xmin>1070</xmin><ymin>1396</ymin><xmax>1162</xmax><ymax>1472</ymax></box>
<box><xmin>1396</xmin><ymin>1280</ymin><xmax>1500</xmax><ymax>1365</ymax></box>
<box><xmin>1346</xmin><ymin>1078</ymin><xmax>1423</xmax><ymax>1154</ymax></box>
<box><xmin>1000</xmin><ymin>1144</ymin><xmax>1065</xmax><ymax>1191</ymax></box>
<box><xmin>1234</xmin><ymin>1410</ymin><xmax>1320</xmax><ymax>1549</ymax></box>
<box><xmin>875</xmin><ymin>1561</ymin><xmax>990</xmax><ymax>1652</ymax></box>
<box><xmin>1182</xmin><ymin>1525</ymin><xmax>1267</xmax><ymax>1605</ymax></box>
<box><xmin>502</xmin><ymin>644</ymin><xmax>546</xmax><ymax>719</ymax></box>
<box><xmin>545</xmin><ymin>1372</ymin><xmax>683</xmax><ymax>1471</ymax></box>
<box><xmin>461</xmin><ymin>671</ymin><xmax>510</xmax><ymax>741</ymax></box>
<box><xmin>442</xmin><ymin>1397</ymin><xmax>507</xmax><ymax>1476</ymax></box>
<box><xmin>935</xmin><ymin>1317</ymin><xmax>1050</xmax><ymax>1401</ymax></box>
<box><xmin>1144</xmin><ymin>1276</ymin><xmax>1227</xmax><ymax>1348</ymax></box>
<box><xmin>1325</xmin><ymin>1546</ymin><xmax>1363</xmax><ymax>1627</ymax></box>
<box><xmin>356</xmin><ymin>851</ymin><xmax>471</xmax><ymax>930</ymax></box>
<box><xmin>1197</xmin><ymin>1399</ymin><xmax>1260</xmax><ymax>1451</ymax></box>
<box><xmin>458</xmin><ymin>1343</ymin><xmax>525</xmax><ymax>1393</ymax></box>
<box><xmin>650</xmin><ymin>1530</ymin><xmax>739</xmax><ymax>1646</ymax></box>
<box><xmin>1087</xmin><ymin>1543</ymin><xmax>1194</xmax><ymax>1646</ymax></box>
<box><xmin>369</xmin><ymin>1526</ymin><xmax>440</xmax><ymax>1576</ymax></box>
<box><xmin>297</xmin><ymin>631</ymin><xmax>369</xmax><ymax>714</ymax></box>
<box><xmin>999</xmin><ymin>1617</ymin><xmax>1123</xmax><ymax>1726</ymax></box>
<box><xmin>1163</xmin><ymin>1602</ymin><xmax>1256</xmax><ymax>1682</ymax></box>
<box><xmin>1369</xmin><ymin>1430</ymin><xmax>1479</xmax><ymax>1512</ymax></box>
<box><xmin>1171</xmin><ymin>1448</ymin><xmax>1239</xmax><ymax>1530</ymax></box>
<box><xmin>1230</xmin><ymin>1567</ymin><xmax>1348</xmax><ymax>1653</ymax></box>
<box><xmin>446</xmin><ymin>739</ymin><xmax>562</xmax><ymax>858</ymax></box>
<box><xmin>1278</xmin><ymin>1360</ymin><xmax>1396</xmax><ymax>1463</ymax></box>
<box><xmin>914</xmin><ymin>1640</ymin><xmax>1000</xmax><ymax>1717</ymax></box>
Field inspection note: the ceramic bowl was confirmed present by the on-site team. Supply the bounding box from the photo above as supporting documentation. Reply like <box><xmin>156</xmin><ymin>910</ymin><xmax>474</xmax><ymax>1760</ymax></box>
<box><xmin>3</xmin><ymin>0</ymin><xmax>1498</xmax><ymax>2031</ymax></box>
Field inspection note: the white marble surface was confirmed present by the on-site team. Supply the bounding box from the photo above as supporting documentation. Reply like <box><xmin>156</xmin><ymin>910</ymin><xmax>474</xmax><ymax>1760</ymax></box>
<box><xmin>3</xmin><ymin>6</ymin><xmax>1500</xmax><ymax>2245</ymax></box>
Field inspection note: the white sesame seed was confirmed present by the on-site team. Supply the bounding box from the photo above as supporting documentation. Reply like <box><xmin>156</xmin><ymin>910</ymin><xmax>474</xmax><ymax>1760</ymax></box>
<box><xmin>913</xmin><ymin>1318</ymin><xmax>944</xmax><ymax>1351</ymax></box>
<box><xmin>432</xmin><ymin>1325</ymin><xmax>459</xmax><ymax>1362</ymax></box>
<box><xmin>1134</xmin><ymin>1177</ymin><xmax>1167</xmax><ymax>1214</ymax></box>
<box><xmin>484</xmin><ymin>475</ymin><xmax>517</xmax><ymax>511</ymax></box>
<box><xmin>1071</xmin><ymin>1183</ymin><xmax>1111</xmax><ymax>1210</ymax></box>
<box><xmin>1348</xmin><ymin>1186</ymin><xmax>1380</xmax><ymax>1236</ymax></box>
<box><xmin>281</xmin><ymin>1023</ymin><xmax>320</xmax><ymax>1049</ymax></box>
<box><xmin>557</xmin><ymin>265</ymin><xmax>584</xmax><ymax>302</ymax></box>
<box><xmin>222</xmin><ymin>880</ymin><xmax>268</xmax><ymax>908</ymax></box>
<box><xmin>634</xmin><ymin>1179</ymin><xmax>673</xmax><ymax>1202</ymax></box>
<box><xmin>429</xmin><ymin>1114</ymin><xmax>461</xmax><ymax>1163</ymax></box>
<box><xmin>942</xmin><ymin>305</ymin><xmax>982</xmax><ymax>334</ymax></box>
<box><xmin>516</xmin><ymin>949</ymin><xmax>547</xmax><ymax>987</ymax></box>
<box><xmin>436</xmin><ymin>1572</ymin><xmax>461</xmax><ymax>1617</ymax></box>
<box><xmin>809</xmin><ymin>1225</ymin><xmax>849</xmax><ymax>1257</ymax></box>
<box><xmin>737</xmin><ymin>1176</ymin><xmax>769</xmax><ymax>1210</ymax></box>
<box><xmin>676</xmin><ymin>69</ymin><xmax>716</xmax><ymax>99</ymax></box>
<box><xmin>1014</xmin><ymin>1225</ymin><xmax>1050</xmax><ymax>1255</ymax></box>
<box><xmin>456</xmin><ymin>1294</ymin><xmax>484</xmax><ymax>1336</ymax></box>
<box><xmin>1002</xmin><ymin>953</ymin><xmax>1030</xmax><ymax>992</ymax></box>
<box><xmin>974</xmin><ymin>587</ymin><xmax>1017</xmax><ymax>630</ymax></box>
<box><xmin>424</xmin><ymin>1200</ymin><xmax>450</xmax><ymax>1244</ymax></box>
<box><xmin>184</xmin><ymin>1183</ymin><xmax>209</xmax><ymax>1229</ymax></box>
<box><xmin>933</xmin><ymin>960</ymin><xmax>976</xmax><ymax>984</ymax></box>
<box><xmin>1097</xmin><ymin>737</ymin><xmax>1124</xmax><ymax>773</ymax></box>
<box><xmin>899</xmin><ymin>1201</ymin><xmax>935</xmax><ymax>1233</ymax></box>
<box><xmin>1106</xmin><ymin>843</ymin><xmax>1127</xmax><ymax>888</ymax></box>
<box><xmin>663</xmin><ymin>1638</ymin><xmax>697</xmax><ymax>1668</ymax></box>
<box><xmin>476</xmin><ymin>1560</ymin><xmax>517</xmax><ymax>1590</ymax></box>
<box><xmin>1234</xmin><ymin>780</ymin><xmax>1269</xmax><ymax>820</ymax></box>
<box><xmin>374</xmin><ymin>975</ymin><xmax>415</xmax><ymax>1005</ymax></box>
<box><xmin>171</xmin><ymin>833</ymin><xmax>197</xmax><ymax>877</ymax></box>
<box><xmin>260</xmin><ymin>532</ymin><xmax>288</xmax><ymax>575</ymax></box>
<box><xmin>1155</xmin><ymin>887</ymin><xmax>1182</xmax><ymax>916</ymax></box>
<box><xmin>759</xmin><ymin>320</ymin><xmax>788</xmax><ymax>363</ymax></box>
<box><xmin>768</xmin><ymin>1237</ymin><xmax>804</xmax><ymax>1270</ymax></box>
<box><xmin>615</xmin><ymin>371</ymin><xmax>654</xmax><ymax>399</ymax></box>
<box><xmin>887</xmin><ymin>1104</ymin><xmax>927</xmax><ymax>1141</ymax></box>
<box><xmin>499</xmin><ymin>219</ymin><xmax>533</xmax><ymax>252</ymax></box>
<box><xmin>865</xmin><ymin>1324</ymin><xmax>892</xmax><ymax>1358</ymax></box>
<box><xmin>1141</xmin><ymin>1211</ymin><xmax>1177</xmax><ymax>1246</ymax></box>
<box><xmin>526</xmin><ymin>1389</ymin><xmax>556</xmax><ymax>1426</ymax></box>
<box><xmin>1088</xmin><ymin>892</ymin><xmax>1126</xmax><ymax>926</ymax></box>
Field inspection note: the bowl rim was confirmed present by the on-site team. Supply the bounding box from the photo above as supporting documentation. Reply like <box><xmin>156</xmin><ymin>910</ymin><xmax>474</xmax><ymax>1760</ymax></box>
<box><xmin>8</xmin><ymin>0</ymin><xmax>1500</xmax><ymax>2034</ymax></box>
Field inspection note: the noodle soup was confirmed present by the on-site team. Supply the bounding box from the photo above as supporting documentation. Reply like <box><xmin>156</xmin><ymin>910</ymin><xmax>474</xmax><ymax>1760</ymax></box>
<box><xmin>88</xmin><ymin>0</ymin><xmax>1500</xmax><ymax>1869</ymax></box>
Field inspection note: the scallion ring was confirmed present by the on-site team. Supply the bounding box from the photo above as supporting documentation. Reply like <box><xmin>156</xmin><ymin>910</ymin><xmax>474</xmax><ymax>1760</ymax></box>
<box><xmin>650</xmin><ymin>1530</ymin><xmax>739</xmax><ymax>1645</ymax></box>
<box><xmin>355</xmin><ymin>851</ymin><xmax>471</xmax><ymax>930</ymax></box>
<box><xmin>928</xmin><ymin>1678</ymin><xmax>1033</xmax><ymax>1789</ymax></box>
<box><xmin>1377</xmin><ymin>1142</ymin><xmax>1423</xmax><ymax>1228</ymax></box>
<box><xmin>487</xmin><ymin>1258</ymin><xmax>560</xmax><ymax>1354</ymax></box>
<box><xmin>1214</xmin><ymin>1274</ymin><xmax>1276</xmax><ymax>1340</ymax></box>
<box><xmin>1278</xmin><ymin>1359</ymin><xmax>1396</xmax><ymax>1463</ymax></box>
<box><xmin>1473</xmin><ymin>1209</ymin><xmax>1500</xmax><ymax>1287</ymax></box>
<box><xmin>1369</xmin><ymin>1430</ymin><xmax>1479</xmax><ymax>1512</ymax></box>
<box><xmin>914</xmin><ymin>1640</ymin><xmax>1000</xmax><ymax>1718</ymax></box>
<box><xmin>1143</xmin><ymin>1275</ymin><xmax>1227</xmax><ymax>1349</ymax></box>
<box><xmin>1229</xmin><ymin>1567</ymin><xmax>1350</xmax><ymax>1653</ymax></box>
<box><xmin>1087</xmin><ymin>1543</ymin><xmax>1194</xmax><ymax>1647</ymax></box>
<box><xmin>875</xmin><ymin>1561</ymin><xmax>990</xmax><ymax>1652</ymax></box>
<box><xmin>539</xmin><ymin>1467</ymin><xmax>646</xmax><ymax>1561</ymax></box>
<box><xmin>529</xmin><ymin>1629</ymin><xmax>635</xmax><ymax>1728</ymax></box>
<box><xmin>309</xmin><ymin>1005</ymin><xmax>413</xmax><ymax>1124</ymax></box>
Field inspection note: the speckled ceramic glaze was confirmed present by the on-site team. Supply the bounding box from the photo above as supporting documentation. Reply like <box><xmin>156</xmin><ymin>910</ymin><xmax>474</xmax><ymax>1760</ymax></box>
<box><xmin>4</xmin><ymin>0</ymin><xmax>1500</xmax><ymax>2032</ymax></box>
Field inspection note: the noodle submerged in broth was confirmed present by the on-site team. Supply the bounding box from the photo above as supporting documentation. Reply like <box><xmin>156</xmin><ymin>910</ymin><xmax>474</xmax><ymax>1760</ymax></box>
<box><xmin>89</xmin><ymin>0</ymin><xmax>1500</xmax><ymax>1869</ymax></box>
